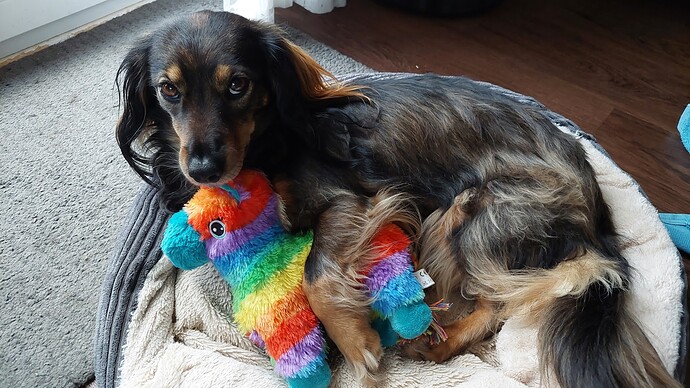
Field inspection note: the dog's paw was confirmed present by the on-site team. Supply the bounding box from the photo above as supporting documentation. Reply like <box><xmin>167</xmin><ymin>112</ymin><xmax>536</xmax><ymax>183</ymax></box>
<box><xmin>399</xmin><ymin>336</ymin><xmax>457</xmax><ymax>364</ymax></box>
<box><xmin>345</xmin><ymin>327</ymin><xmax>384</xmax><ymax>386</ymax></box>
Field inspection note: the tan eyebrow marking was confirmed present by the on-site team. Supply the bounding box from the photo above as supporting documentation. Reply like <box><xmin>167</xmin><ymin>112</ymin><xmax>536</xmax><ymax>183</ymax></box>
<box><xmin>158</xmin><ymin>64</ymin><xmax>187</xmax><ymax>94</ymax></box>
<box><xmin>213</xmin><ymin>64</ymin><xmax>233</xmax><ymax>89</ymax></box>
<box><xmin>165</xmin><ymin>64</ymin><xmax>184</xmax><ymax>85</ymax></box>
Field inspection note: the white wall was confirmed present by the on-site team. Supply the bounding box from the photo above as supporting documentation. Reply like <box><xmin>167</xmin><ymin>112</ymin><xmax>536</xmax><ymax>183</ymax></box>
<box><xmin>0</xmin><ymin>0</ymin><xmax>154</xmax><ymax>61</ymax></box>
<box><xmin>223</xmin><ymin>0</ymin><xmax>346</xmax><ymax>22</ymax></box>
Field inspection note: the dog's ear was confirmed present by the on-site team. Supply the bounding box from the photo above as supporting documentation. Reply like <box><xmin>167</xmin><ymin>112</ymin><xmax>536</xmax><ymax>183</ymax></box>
<box><xmin>116</xmin><ymin>38</ymin><xmax>196</xmax><ymax>212</ymax></box>
<box><xmin>116</xmin><ymin>38</ymin><xmax>158</xmax><ymax>182</ymax></box>
<box><xmin>259</xmin><ymin>27</ymin><xmax>366</xmax><ymax>160</ymax></box>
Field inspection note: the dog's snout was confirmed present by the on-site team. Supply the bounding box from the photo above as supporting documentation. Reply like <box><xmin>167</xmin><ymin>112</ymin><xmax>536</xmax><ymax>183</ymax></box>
<box><xmin>188</xmin><ymin>153</ymin><xmax>225</xmax><ymax>184</ymax></box>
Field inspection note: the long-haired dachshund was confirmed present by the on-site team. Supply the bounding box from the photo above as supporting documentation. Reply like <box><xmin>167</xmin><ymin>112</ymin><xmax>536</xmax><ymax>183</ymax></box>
<box><xmin>116</xmin><ymin>11</ymin><xmax>679</xmax><ymax>388</ymax></box>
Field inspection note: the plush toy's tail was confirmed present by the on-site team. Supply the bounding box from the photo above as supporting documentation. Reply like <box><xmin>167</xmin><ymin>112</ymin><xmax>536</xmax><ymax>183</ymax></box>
<box><xmin>364</xmin><ymin>224</ymin><xmax>433</xmax><ymax>340</ymax></box>
<box><xmin>286</xmin><ymin>362</ymin><xmax>331</xmax><ymax>388</ymax></box>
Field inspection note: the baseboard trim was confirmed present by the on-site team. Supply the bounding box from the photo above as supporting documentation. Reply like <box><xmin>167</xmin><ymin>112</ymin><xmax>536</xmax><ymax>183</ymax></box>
<box><xmin>0</xmin><ymin>0</ymin><xmax>155</xmax><ymax>68</ymax></box>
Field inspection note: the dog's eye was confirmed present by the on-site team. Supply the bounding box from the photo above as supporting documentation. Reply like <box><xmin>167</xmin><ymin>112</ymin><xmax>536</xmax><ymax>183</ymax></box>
<box><xmin>209</xmin><ymin>220</ymin><xmax>226</xmax><ymax>239</ymax></box>
<box><xmin>159</xmin><ymin>82</ymin><xmax>180</xmax><ymax>100</ymax></box>
<box><xmin>229</xmin><ymin>76</ymin><xmax>249</xmax><ymax>95</ymax></box>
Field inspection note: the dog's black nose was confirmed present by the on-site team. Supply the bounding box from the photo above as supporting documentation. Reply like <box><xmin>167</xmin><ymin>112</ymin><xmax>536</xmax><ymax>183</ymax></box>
<box><xmin>188</xmin><ymin>155</ymin><xmax>224</xmax><ymax>183</ymax></box>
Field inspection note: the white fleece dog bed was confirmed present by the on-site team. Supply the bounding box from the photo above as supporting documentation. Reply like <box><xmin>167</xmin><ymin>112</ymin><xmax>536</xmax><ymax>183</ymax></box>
<box><xmin>94</xmin><ymin>76</ymin><xmax>686</xmax><ymax>387</ymax></box>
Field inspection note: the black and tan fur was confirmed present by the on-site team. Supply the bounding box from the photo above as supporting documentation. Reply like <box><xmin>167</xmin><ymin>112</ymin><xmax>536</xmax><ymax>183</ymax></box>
<box><xmin>116</xmin><ymin>11</ymin><xmax>680</xmax><ymax>388</ymax></box>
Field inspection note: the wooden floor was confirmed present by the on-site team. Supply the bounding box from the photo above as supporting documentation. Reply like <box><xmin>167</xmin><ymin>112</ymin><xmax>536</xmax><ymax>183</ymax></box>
<box><xmin>277</xmin><ymin>0</ymin><xmax>690</xmax><ymax>214</ymax></box>
<box><xmin>278</xmin><ymin>0</ymin><xmax>690</xmax><ymax>384</ymax></box>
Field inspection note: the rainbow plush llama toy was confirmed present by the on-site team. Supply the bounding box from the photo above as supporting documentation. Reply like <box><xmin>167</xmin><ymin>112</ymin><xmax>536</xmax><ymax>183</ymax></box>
<box><xmin>161</xmin><ymin>170</ymin><xmax>432</xmax><ymax>388</ymax></box>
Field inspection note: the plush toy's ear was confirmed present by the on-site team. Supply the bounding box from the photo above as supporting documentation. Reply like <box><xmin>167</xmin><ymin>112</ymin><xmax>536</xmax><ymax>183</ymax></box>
<box><xmin>161</xmin><ymin>211</ymin><xmax>208</xmax><ymax>270</ymax></box>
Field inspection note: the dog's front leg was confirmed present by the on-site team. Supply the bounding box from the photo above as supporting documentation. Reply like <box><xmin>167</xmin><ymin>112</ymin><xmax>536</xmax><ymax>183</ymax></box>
<box><xmin>302</xmin><ymin>196</ymin><xmax>383</xmax><ymax>386</ymax></box>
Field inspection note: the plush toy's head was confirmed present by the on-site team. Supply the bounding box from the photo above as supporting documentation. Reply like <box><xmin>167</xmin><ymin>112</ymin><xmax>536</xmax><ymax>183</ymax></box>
<box><xmin>161</xmin><ymin>170</ymin><xmax>273</xmax><ymax>270</ymax></box>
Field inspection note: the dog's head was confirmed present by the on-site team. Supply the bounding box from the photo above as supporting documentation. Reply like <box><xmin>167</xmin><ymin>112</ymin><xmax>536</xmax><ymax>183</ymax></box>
<box><xmin>116</xmin><ymin>11</ymin><xmax>364</xmax><ymax>211</ymax></box>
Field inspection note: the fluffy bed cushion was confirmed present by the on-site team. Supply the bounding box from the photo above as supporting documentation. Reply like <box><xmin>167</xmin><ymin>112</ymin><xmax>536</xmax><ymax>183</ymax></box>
<box><xmin>115</xmin><ymin>128</ymin><xmax>684</xmax><ymax>387</ymax></box>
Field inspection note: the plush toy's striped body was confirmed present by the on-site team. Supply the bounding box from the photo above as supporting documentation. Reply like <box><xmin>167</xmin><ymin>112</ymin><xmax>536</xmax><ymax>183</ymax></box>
<box><xmin>163</xmin><ymin>170</ymin><xmax>328</xmax><ymax>388</ymax></box>
<box><xmin>207</xmin><ymin>194</ymin><xmax>322</xmax><ymax>383</ymax></box>
<box><xmin>162</xmin><ymin>170</ymin><xmax>432</xmax><ymax>388</ymax></box>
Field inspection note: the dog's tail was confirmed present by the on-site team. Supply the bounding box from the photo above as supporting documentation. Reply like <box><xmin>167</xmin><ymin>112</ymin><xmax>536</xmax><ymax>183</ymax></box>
<box><xmin>540</xmin><ymin>270</ymin><xmax>679</xmax><ymax>388</ymax></box>
<box><xmin>483</xmin><ymin>247</ymin><xmax>680</xmax><ymax>388</ymax></box>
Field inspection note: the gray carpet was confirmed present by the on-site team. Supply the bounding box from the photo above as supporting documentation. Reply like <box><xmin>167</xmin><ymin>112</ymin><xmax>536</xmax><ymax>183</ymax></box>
<box><xmin>0</xmin><ymin>1</ymin><xmax>368</xmax><ymax>386</ymax></box>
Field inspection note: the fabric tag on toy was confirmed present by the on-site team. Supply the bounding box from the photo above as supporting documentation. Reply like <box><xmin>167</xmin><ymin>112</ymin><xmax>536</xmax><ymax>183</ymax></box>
<box><xmin>414</xmin><ymin>268</ymin><xmax>435</xmax><ymax>289</ymax></box>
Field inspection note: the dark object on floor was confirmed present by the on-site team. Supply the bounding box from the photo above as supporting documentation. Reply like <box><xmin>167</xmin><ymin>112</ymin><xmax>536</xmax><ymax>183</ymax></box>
<box><xmin>374</xmin><ymin>0</ymin><xmax>502</xmax><ymax>16</ymax></box>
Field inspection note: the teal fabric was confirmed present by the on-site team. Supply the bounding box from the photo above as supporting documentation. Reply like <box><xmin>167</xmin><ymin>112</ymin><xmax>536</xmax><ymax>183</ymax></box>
<box><xmin>389</xmin><ymin>302</ymin><xmax>434</xmax><ymax>340</ymax></box>
<box><xmin>659</xmin><ymin>106</ymin><xmax>690</xmax><ymax>255</ymax></box>
<box><xmin>371</xmin><ymin>317</ymin><xmax>399</xmax><ymax>347</ymax></box>
<box><xmin>660</xmin><ymin>213</ymin><xmax>690</xmax><ymax>255</ymax></box>
<box><xmin>161</xmin><ymin>211</ymin><xmax>207</xmax><ymax>270</ymax></box>
<box><xmin>286</xmin><ymin>360</ymin><xmax>331</xmax><ymax>388</ymax></box>
<box><xmin>678</xmin><ymin>104</ymin><xmax>690</xmax><ymax>153</ymax></box>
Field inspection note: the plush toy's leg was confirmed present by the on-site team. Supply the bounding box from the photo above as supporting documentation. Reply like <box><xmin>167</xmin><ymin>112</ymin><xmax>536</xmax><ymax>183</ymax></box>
<box><xmin>371</xmin><ymin>314</ymin><xmax>399</xmax><ymax>347</ymax></box>
<box><xmin>365</xmin><ymin>224</ymin><xmax>433</xmax><ymax>340</ymax></box>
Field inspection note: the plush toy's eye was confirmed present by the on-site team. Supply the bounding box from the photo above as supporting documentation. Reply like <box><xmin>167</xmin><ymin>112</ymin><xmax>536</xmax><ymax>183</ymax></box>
<box><xmin>209</xmin><ymin>220</ymin><xmax>226</xmax><ymax>239</ymax></box>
